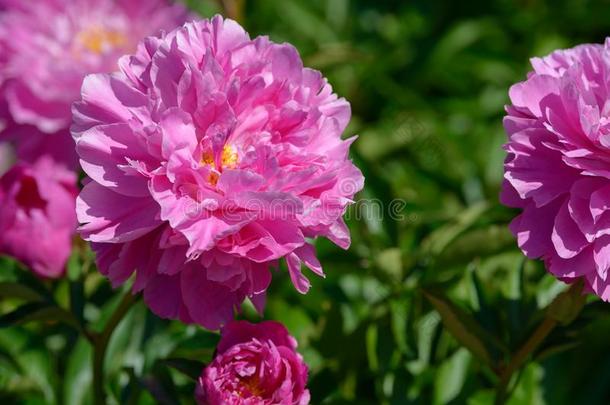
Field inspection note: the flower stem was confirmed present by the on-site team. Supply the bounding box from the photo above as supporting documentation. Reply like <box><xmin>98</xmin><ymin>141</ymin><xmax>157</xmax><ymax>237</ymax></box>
<box><xmin>494</xmin><ymin>281</ymin><xmax>584</xmax><ymax>405</ymax></box>
<box><xmin>92</xmin><ymin>291</ymin><xmax>138</xmax><ymax>405</ymax></box>
<box><xmin>494</xmin><ymin>316</ymin><xmax>556</xmax><ymax>404</ymax></box>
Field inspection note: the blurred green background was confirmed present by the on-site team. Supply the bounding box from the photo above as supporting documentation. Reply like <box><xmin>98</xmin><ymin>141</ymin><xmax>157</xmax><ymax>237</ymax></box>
<box><xmin>4</xmin><ymin>0</ymin><xmax>610</xmax><ymax>403</ymax></box>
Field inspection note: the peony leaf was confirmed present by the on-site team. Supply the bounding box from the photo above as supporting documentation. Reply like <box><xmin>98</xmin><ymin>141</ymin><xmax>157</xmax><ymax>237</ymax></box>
<box><xmin>390</xmin><ymin>298</ymin><xmax>410</xmax><ymax>354</ymax></box>
<box><xmin>0</xmin><ymin>281</ymin><xmax>45</xmax><ymax>302</ymax></box>
<box><xmin>547</xmin><ymin>280</ymin><xmax>586</xmax><ymax>325</ymax></box>
<box><xmin>0</xmin><ymin>302</ymin><xmax>81</xmax><ymax>329</ymax></box>
<box><xmin>162</xmin><ymin>357</ymin><xmax>205</xmax><ymax>381</ymax></box>
<box><xmin>421</xmin><ymin>202</ymin><xmax>490</xmax><ymax>257</ymax></box>
<box><xmin>64</xmin><ymin>337</ymin><xmax>92</xmax><ymax>405</ymax></box>
<box><xmin>423</xmin><ymin>288</ymin><xmax>504</xmax><ymax>366</ymax></box>
<box><xmin>141</xmin><ymin>362</ymin><xmax>181</xmax><ymax>405</ymax></box>
<box><xmin>365</xmin><ymin>324</ymin><xmax>379</xmax><ymax>372</ymax></box>
<box><xmin>534</xmin><ymin>340</ymin><xmax>582</xmax><ymax>362</ymax></box>
<box><xmin>433</xmin><ymin>348</ymin><xmax>471</xmax><ymax>404</ymax></box>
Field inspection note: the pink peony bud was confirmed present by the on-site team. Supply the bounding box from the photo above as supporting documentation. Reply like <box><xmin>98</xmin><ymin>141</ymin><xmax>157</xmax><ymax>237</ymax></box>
<box><xmin>196</xmin><ymin>321</ymin><xmax>310</xmax><ymax>405</ymax></box>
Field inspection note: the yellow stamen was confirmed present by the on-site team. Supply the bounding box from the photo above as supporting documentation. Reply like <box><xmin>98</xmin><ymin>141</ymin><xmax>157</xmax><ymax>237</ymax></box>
<box><xmin>78</xmin><ymin>27</ymin><xmax>126</xmax><ymax>54</ymax></box>
<box><xmin>201</xmin><ymin>145</ymin><xmax>238</xmax><ymax>169</ymax></box>
<box><xmin>240</xmin><ymin>375</ymin><xmax>265</xmax><ymax>397</ymax></box>
<box><xmin>201</xmin><ymin>150</ymin><xmax>215</xmax><ymax>166</ymax></box>
<box><xmin>208</xmin><ymin>172</ymin><xmax>220</xmax><ymax>186</ymax></box>
<box><xmin>201</xmin><ymin>145</ymin><xmax>238</xmax><ymax>186</ymax></box>
<box><xmin>221</xmin><ymin>145</ymin><xmax>239</xmax><ymax>168</ymax></box>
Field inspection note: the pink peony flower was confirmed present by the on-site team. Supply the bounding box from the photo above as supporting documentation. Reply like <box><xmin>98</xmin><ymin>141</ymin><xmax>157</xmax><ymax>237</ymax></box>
<box><xmin>195</xmin><ymin>320</ymin><xmax>310</xmax><ymax>405</ymax></box>
<box><xmin>0</xmin><ymin>0</ymin><xmax>189</xmax><ymax>167</ymax></box>
<box><xmin>0</xmin><ymin>157</ymin><xmax>78</xmax><ymax>278</ymax></box>
<box><xmin>502</xmin><ymin>39</ymin><xmax>610</xmax><ymax>299</ymax></box>
<box><xmin>73</xmin><ymin>16</ymin><xmax>364</xmax><ymax>329</ymax></box>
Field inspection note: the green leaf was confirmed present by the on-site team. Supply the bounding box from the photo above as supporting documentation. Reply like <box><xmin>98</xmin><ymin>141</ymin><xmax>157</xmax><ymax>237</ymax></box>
<box><xmin>17</xmin><ymin>349</ymin><xmax>56</xmax><ymax>404</ymax></box>
<box><xmin>119</xmin><ymin>367</ymin><xmax>140</xmax><ymax>405</ymax></box>
<box><xmin>390</xmin><ymin>298</ymin><xmax>409</xmax><ymax>354</ymax></box>
<box><xmin>0</xmin><ymin>302</ymin><xmax>81</xmax><ymax>329</ymax></box>
<box><xmin>365</xmin><ymin>324</ymin><xmax>379</xmax><ymax>372</ymax></box>
<box><xmin>141</xmin><ymin>363</ymin><xmax>180</xmax><ymax>405</ymax></box>
<box><xmin>422</xmin><ymin>288</ymin><xmax>502</xmax><ymax>366</ymax></box>
<box><xmin>67</xmin><ymin>250</ymin><xmax>82</xmax><ymax>281</ymax></box>
<box><xmin>162</xmin><ymin>358</ymin><xmax>205</xmax><ymax>381</ymax></box>
<box><xmin>467</xmin><ymin>390</ymin><xmax>495</xmax><ymax>405</ymax></box>
<box><xmin>434</xmin><ymin>348</ymin><xmax>471</xmax><ymax>405</ymax></box>
<box><xmin>375</xmin><ymin>248</ymin><xmax>403</xmax><ymax>281</ymax></box>
<box><xmin>280</xmin><ymin>1</ymin><xmax>337</xmax><ymax>45</ymax></box>
<box><xmin>63</xmin><ymin>338</ymin><xmax>92</xmax><ymax>405</ymax></box>
<box><xmin>506</xmin><ymin>363</ymin><xmax>544</xmax><ymax>405</ymax></box>
<box><xmin>437</xmin><ymin>225</ymin><xmax>516</xmax><ymax>266</ymax></box>
<box><xmin>422</xmin><ymin>202</ymin><xmax>489</xmax><ymax>257</ymax></box>
<box><xmin>0</xmin><ymin>345</ymin><xmax>20</xmax><ymax>375</ymax></box>
<box><xmin>0</xmin><ymin>282</ymin><xmax>45</xmax><ymax>302</ymax></box>
<box><xmin>0</xmin><ymin>261</ymin><xmax>54</xmax><ymax>302</ymax></box>
<box><xmin>412</xmin><ymin>311</ymin><xmax>441</xmax><ymax>370</ymax></box>
<box><xmin>546</xmin><ymin>281</ymin><xmax>586</xmax><ymax>325</ymax></box>
<box><xmin>534</xmin><ymin>341</ymin><xmax>581</xmax><ymax>362</ymax></box>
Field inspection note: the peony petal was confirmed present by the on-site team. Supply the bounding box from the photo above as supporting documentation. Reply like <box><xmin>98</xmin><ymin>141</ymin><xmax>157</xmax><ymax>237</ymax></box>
<box><xmin>77</xmin><ymin>181</ymin><xmax>161</xmax><ymax>243</ymax></box>
<box><xmin>286</xmin><ymin>252</ymin><xmax>311</xmax><ymax>294</ymax></box>
<box><xmin>552</xmin><ymin>200</ymin><xmax>589</xmax><ymax>259</ymax></box>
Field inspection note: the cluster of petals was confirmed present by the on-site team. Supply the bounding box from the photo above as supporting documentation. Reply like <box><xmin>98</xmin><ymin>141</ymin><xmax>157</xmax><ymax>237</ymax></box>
<box><xmin>0</xmin><ymin>157</ymin><xmax>78</xmax><ymax>277</ymax></box>
<box><xmin>73</xmin><ymin>16</ymin><xmax>364</xmax><ymax>329</ymax></box>
<box><xmin>0</xmin><ymin>0</ymin><xmax>188</xmax><ymax>168</ymax></box>
<box><xmin>502</xmin><ymin>39</ymin><xmax>610</xmax><ymax>299</ymax></box>
<box><xmin>196</xmin><ymin>320</ymin><xmax>310</xmax><ymax>405</ymax></box>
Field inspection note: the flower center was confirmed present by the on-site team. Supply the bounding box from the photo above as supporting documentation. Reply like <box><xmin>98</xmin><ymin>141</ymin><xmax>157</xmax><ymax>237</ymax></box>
<box><xmin>201</xmin><ymin>144</ymin><xmax>238</xmax><ymax>185</ymax></box>
<box><xmin>201</xmin><ymin>145</ymin><xmax>238</xmax><ymax>168</ymax></box>
<box><xmin>77</xmin><ymin>27</ymin><xmax>127</xmax><ymax>54</ymax></box>
<box><xmin>239</xmin><ymin>374</ymin><xmax>265</xmax><ymax>398</ymax></box>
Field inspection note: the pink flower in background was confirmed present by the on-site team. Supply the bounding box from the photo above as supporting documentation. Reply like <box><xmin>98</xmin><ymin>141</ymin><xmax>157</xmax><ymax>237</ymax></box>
<box><xmin>74</xmin><ymin>16</ymin><xmax>364</xmax><ymax>329</ymax></box>
<box><xmin>502</xmin><ymin>39</ymin><xmax>610</xmax><ymax>300</ymax></box>
<box><xmin>0</xmin><ymin>157</ymin><xmax>78</xmax><ymax>278</ymax></box>
<box><xmin>0</xmin><ymin>0</ymin><xmax>188</xmax><ymax>168</ymax></box>
<box><xmin>195</xmin><ymin>320</ymin><xmax>310</xmax><ymax>405</ymax></box>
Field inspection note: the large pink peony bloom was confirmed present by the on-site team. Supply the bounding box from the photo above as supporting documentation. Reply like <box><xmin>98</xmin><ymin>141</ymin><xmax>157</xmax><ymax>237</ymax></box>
<box><xmin>195</xmin><ymin>320</ymin><xmax>310</xmax><ymax>405</ymax></box>
<box><xmin>502</xmin><ymin>39</ymin><xmax>610</xmax><ymax>299</ymax></box>
<box><xmin>0</xmin><ymin>157</ymin><xmax>78</xmax><ymax>278</ymax></box>
<box><xmin>0</xmin><ymin>0</ymin><xmax>188</xmax><ymax>167</ymax></box>
<box><xmin>73</xmin><ymin>16</ymin><xmax>364</xmax><ymax>329</ymax></box>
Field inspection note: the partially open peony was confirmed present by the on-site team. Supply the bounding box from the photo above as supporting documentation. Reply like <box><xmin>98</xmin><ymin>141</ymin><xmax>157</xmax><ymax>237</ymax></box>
<box><xmin>195</xmin><ymin>320</ymin><xmax>310</xmax><ymax>405</ymax></box>
<box><xmin>73</xmin><ymin>16</ymin><xmax>364</xmax><ymax>329</ymax></box>
<box><xmin>0</xmin><ymin>157</ymin><xmax>78</xmax><ymax>278</ymax></box>
<box><xmin>502</xmin><ymin>39</ymin><xmax>610</xmax><ymax>299</ymax></box>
